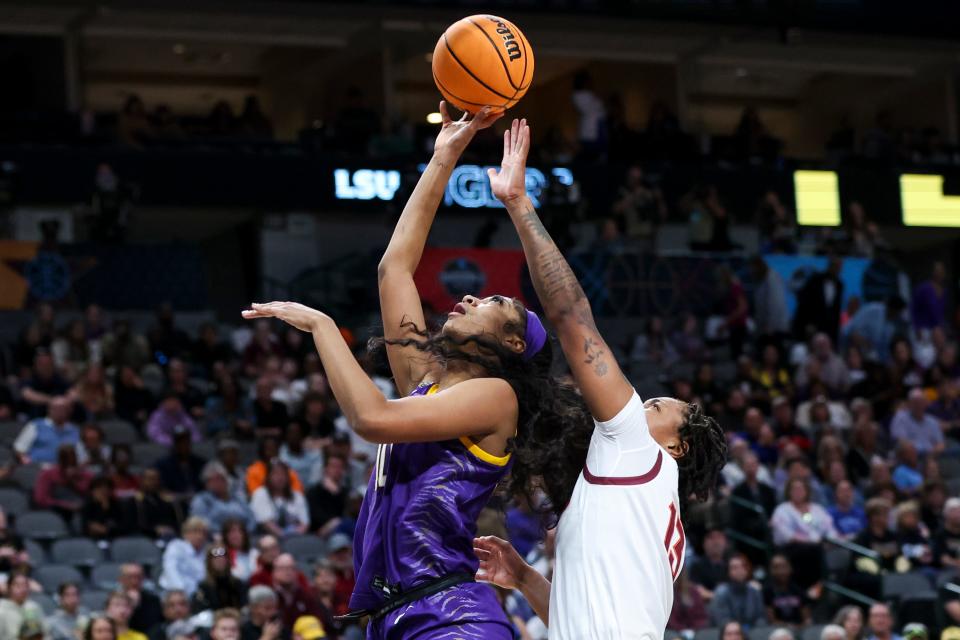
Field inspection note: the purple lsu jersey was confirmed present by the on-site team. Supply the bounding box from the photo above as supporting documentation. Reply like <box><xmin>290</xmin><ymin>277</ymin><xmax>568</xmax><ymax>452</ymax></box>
<box><xmin>349</xmin><ymin>382</ymin><xmax>512</xmax><ymax>619</ymax></box>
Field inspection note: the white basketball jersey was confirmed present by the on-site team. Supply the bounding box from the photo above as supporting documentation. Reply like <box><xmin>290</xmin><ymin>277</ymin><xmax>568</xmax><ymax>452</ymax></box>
<box><xmin>550</xmin><ymin>391</ymin><xmax>684</xmax><ymax>640</ymax></box>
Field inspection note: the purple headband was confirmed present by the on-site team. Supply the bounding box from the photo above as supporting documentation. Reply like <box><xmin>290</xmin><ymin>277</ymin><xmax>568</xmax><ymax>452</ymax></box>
<box><xmin>522</xmin><ymin>309</ymin><xmax>547</xmax><ymax>361</ymax></box>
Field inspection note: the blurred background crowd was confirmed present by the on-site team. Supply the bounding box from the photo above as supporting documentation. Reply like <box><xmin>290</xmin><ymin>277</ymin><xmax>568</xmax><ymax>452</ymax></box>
<box><xmin>3</xmin><ymin>1</ymin><xmax>960</xmax><ymax>640</ymax></box>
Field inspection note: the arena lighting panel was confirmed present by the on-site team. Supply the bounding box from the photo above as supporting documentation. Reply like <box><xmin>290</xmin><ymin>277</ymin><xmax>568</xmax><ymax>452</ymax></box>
<box><xmin>793</xmin><ymin>170</ymin><xmax>841</xmax><ymax>227</ymax></box>
<box><xmin>900</xmin><ymin>174</ymin><xmax>960</xmax><ymax>228</ymax></box>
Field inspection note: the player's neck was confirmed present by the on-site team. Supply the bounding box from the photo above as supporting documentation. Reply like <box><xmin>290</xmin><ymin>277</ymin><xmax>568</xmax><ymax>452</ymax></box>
<box><xmin>437</xmin><ymin>359</ymin><xmax>487</xmax><ymax>388</ymax></box>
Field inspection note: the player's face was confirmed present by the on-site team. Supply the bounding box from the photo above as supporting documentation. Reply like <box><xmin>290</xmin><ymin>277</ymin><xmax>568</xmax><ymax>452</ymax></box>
<box><xmin>442</xmin><ymin>294</ymin><xmax>526</xmax><ymax>356</ymax></box>
<box><xmin>643</xmin><ymin>397</ymin><xmax>688</xmax><ymax>459</ymax></box>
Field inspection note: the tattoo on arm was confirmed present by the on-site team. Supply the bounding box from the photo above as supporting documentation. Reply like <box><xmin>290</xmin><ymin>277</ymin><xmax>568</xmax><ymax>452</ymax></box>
<box><xmin>521</xmin><ymin>206</ymin><xmax>587</xmax><ymax>315</ymax></box>
<box><xmin>583</xmin><ymin>337</ymin><xmax>609</xmax><ymax>377</ymax></box>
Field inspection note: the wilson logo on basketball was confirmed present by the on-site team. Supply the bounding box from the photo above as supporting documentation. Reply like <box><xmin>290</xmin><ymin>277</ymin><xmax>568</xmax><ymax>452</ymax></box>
<box><xmin>485</xmin><ymin>16</ymin><xmax>522</xmax><ymax>61</ymax></box>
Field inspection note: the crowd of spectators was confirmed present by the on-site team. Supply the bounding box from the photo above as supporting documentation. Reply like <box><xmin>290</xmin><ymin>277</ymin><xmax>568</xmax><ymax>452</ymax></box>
<box><xmin>0</xmin><ymin>248</ymin><xmax>957</xmax><ymax>640</ymax></box>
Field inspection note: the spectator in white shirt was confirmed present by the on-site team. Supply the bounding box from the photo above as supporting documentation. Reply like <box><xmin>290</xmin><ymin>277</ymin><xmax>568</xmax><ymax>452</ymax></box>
<box><xmin>250</xmin><ymin>459</ymin><xmax>309</xmax><ymax>539</ymax></box>
<box><xmin>571</xmin><ymin>71</ymin><xmax>605</xmax><ymax>157</ymax></box>
<box><xmin>159</xmin><ymin>517</ymin><xmax>209</xmax><ymax>596</ymax></box>
<box><xmin>890</xmin><ymin>388</ymin><xmax>945</xmax><ymax>456</ymax></box>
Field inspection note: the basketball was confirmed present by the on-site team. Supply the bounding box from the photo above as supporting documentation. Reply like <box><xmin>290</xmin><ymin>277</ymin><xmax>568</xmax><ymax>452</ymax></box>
<box><xmin>432</xmin><ymin>15</ymin><xmax>535</xmax><ymax>114</ymax></box>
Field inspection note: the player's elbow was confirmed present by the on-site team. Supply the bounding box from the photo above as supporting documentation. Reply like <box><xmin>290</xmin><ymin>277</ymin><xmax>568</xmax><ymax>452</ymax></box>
<box><xmin>353</xmin><ymin>411</ymin><xmax>393</xmax><ymax>444</ymax></box>
<box><xmin>377</xmin><ymin>258</ymin><xmax>412</xmax><ymax>283</ymax></box>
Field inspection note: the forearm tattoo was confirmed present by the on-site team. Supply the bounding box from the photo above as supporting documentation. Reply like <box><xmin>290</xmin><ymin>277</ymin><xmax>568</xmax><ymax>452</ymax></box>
<box><xmin>519</xmin><ymin>205</ymin><xmax>608</xmax><ymax>377</ymax></box>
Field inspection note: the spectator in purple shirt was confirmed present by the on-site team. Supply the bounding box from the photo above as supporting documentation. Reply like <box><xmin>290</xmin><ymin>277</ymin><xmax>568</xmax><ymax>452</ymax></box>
<box><xmin>911</xmin><ymin>261</ymin><xmax>947</xmax><ymax>331</ymax></box>
<box><xmin>147</xmin><ymin>392</ymin><xmax>201</xmax><ymax>446</ymax></box>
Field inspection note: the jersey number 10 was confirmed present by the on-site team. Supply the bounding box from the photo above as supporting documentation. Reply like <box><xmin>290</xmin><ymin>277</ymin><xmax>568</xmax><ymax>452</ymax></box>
<box><xmin>664</xmin><ymin>502</ymin><xmax>685</xmax><ymax>580</ymax></box>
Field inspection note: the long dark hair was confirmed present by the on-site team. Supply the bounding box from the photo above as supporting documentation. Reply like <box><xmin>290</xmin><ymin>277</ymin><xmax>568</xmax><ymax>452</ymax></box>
<box><xmin>371</xmin><ymin>309</ymin><xmax>593</xmax><ymax>519</ymax></box>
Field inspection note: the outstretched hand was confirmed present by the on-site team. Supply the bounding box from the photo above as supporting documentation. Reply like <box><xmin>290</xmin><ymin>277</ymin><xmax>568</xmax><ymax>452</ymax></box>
<box><xmin>488</xmin><ymin>118</ymin><xmax>530</xmax><ymax>205</ymax></box>
<box><xmin>434</xmin><ymin>101</ymin><xmax>503</xmax><ymax>158</ymax></box>
<box><xmin>241</xmin><ymin>301</ymin><xmax>328</xmax><ymax>333</ymax></box>
<box><xmin>474</xmin><ymin>535</ymin><xmax>530</xmax><ymax>590</ymax></box>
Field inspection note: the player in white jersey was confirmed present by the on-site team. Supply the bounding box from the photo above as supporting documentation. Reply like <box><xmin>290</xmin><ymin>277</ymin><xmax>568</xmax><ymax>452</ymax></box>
<box><xmin>474</xmin><ymin>118</ymin><xmax>727</xmax><ymax>638</ymax></box>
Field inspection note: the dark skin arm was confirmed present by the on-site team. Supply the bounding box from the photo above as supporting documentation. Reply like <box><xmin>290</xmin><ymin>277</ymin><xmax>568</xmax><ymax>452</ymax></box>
<box><xmin>488</xmin><ymin>119</ymin><xmax>633</xmax><ymax>421</ymax></box>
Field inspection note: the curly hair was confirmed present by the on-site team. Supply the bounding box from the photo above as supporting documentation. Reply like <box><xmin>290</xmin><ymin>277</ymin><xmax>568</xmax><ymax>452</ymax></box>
<box><xmin>676</xmin><ymin>401</ymin><xmax>727</xmax><ymax>511</ymax></box>
<box><xmin>370</xmin><ymin>311</ymin><xmax>593</xmax><ymax>520</ymax></box>
<box><xmin>372</xmin><ymin>309</ymin><xmax>726</xmax><ymax>520</ymax></box>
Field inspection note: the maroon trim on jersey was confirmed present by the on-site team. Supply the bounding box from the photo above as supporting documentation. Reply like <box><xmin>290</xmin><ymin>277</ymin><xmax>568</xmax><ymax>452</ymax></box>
<box><xmin>582</xmin><ymin>450</ymin><xmax>663</xmax><ymax>485</ymax></box>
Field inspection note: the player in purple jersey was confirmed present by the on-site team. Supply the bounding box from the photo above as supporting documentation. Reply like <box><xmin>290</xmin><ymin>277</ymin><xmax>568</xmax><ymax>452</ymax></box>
<box><xmin>242</xmin><ymin>102</ymin><xmax>595</xmax><ymax>640</ymax></box>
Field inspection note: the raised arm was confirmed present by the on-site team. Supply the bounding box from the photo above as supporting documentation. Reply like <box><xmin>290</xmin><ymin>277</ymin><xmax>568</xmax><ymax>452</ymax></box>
<box><xmin>242</xmin><ymin>302</ymin><xmax>517</xmax><ymax>444</ymax></box>
<box><xmin>489</xmin><ymin>120</ymin><xmax>632</xmax><ymax>421</ymax></box>
<box><xmin>378</xmin><ymin>102</ymin><xmax>501</xmax><ymax>395</ymax></box>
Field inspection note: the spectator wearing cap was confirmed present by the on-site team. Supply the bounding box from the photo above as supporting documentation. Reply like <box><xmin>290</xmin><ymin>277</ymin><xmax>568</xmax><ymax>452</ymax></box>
<box><xmin>890</xmin><ymin>389</ymin><xmax>945</xmax><ymax>457</ymax></box>
<box><xmin>159</xmin><ymin>517</ymin><xmax>209</xmax><ymax>597</ymax></box>
<box><xmin>13</xmin><ymin>395</ymin><xmax>80</xmax><ymax>464</ymax></box>
<box><xmin>190</xmin><ymin>462</ymin><xmax>255</xmax><ymax>533</ymax></box>
<box><xmin>145</xmin><ymin>590</ymin><xmax>189</xmax><ymax>640</ymax></box>
<box><xmin>934</xmin><ymin>497</ymin><xmax>960</xmax><ymax>570</ymax></box>
<box><xmin>213</xmin><ymin>440</ymin><xmax>247</xmax><ymax>502</ymax></box>
<box><xmin>708</xmin><ymin>554</ymin><xmax>767</xmax><ymax>627</ymax></box>
<box><xmin>292</xmin><ymin>615</ymin><xmax>327</xmax><ymax>640</ymax></box>
<box><xmin>272</xmin><ymin>554</ymin><xmax>323</xmax><ymax>631</ymax></box>
<box><xmin>33</xmin><ymin>444</ymin><xmax>93</xmax><ymax>520</ymax></box>
<box><xmin>866</xmin><ymin>603</ymin><xmax>902</xmax><ymax>640</ymax></box>
<box><xmin>0</xmin><ymin>574</ymin><xmax>42</xmax><ymax>640</ymax></box>
<box><xmin>105</xmin><ymin>591</ymin><xmax>147</xmax><ymax>640</ymax></box>
<box><xmin>155</xmin><ymin>428</ymin><xmax>207</xmax><ymax>499</ymax></box>
<box><xmin>190</xmin><ymin>545</ymin><xmax>247</xmax><ymax>614</ymax></box>
<box><xmin>241</xmin><ymin>587</ymin><xmax>281</xmax><ymax>640</ymax></box>
<box><xmin>46</xmin><ymin>582</ymin><xmax>89</xmax><ymax>640</ymax></box>
<box><xmin>250</xmin><ymin>459</ymin><xmax>309</xmax><ymax>539</ymax></box>
<box><xmin>146</xmin><ymin>394</ymin><xmax>201</xmax><ymax>447</ymax></box>
<box><xmin>115</xmin><ymin>564</ymin><xmax>162</xmax><ymax>635</ymax></box>
<box><xmin>307</xmin><ymin>456</ymin><xmax>348</xmax><ymax>537</ymax></box>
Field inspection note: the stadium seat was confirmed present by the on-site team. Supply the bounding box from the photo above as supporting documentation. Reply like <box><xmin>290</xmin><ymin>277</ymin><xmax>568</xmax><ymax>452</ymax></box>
<box><xmin>882</xmin><ymin>572</ymin><xmax>932</xmax><ymax>599</ymax></box>
<box><xmin>694</xmin><ymin>628</ymin><xmax>720</xmax><ymax>640</ymax></box>
<box><xmin>111</xmin><ymin>536</ymin><xmax>162</xmax><ymax>566</ymax></box>
<box><xmin>940</xmin><ymin>457</ymin><xmax>960</xmax><ymax>480</ymax></box>
<box><xmin>15</xmin><ymin>510</ymin><xmax>69</xmax><ymax>540</ymax></box>
<box><xmin>748</xmin><ymin>627</ymin><xmax>776</xmax><ymax>640</ymax></box>
<box><xmin>131</xmin><ymin>442</ymin><xmax>168</xmax><ymax>467</ymax></box>
<box><xmin>91</xmin><ymin>563</ymin><xmax>123</xmax><ymax>590</ymax></box>
<box><xmin>802</xmin><ymin>626</ymin><xmax>826</xmax><ymax>640</ymax></box>
<box><xmin>947</xmin><ymin>478</ymin><xmax>960</xmax><ymax>497</ymax></box>
<box><xmin>0</xmin><ymin>421</ymin><xmax>21</xmax><ymax>447</ymax></box>
<box><xmin>31</xmin><ymin>592</ymin><xmax>57</xmax><ymax>615</ymax></box>
<box><xmin>34</xmin><ymin>564</ymin><xmax>85</xmax><ymax>593</ymax></box>
<box><xmin>193</xmin><ymin>440</ymin><xmax>217</xmax><ymax>460</ymax></box>
<box><xmin>23</xmin><ymin>539</ymin><xmax>47</xmax><ymax>565</ymax></box>
<box><xmin>81</xmin><ymin>589</ymin><xmax>110</xmax><ymax>612</ymax></box>
<box><xmin>0</xmin><ymin>446</ymin><xmax>15</xmax><ymax>467</ymax></box>
<box><xmin>665</xmin><ymin>632</ymin><xmax>683</xmax><ymax>640</ymax></box>
<box><xmin>0</xmin><ymin>487</ymin><xmax>30</xmax><ymax>517</ymax></box>
<box><xmin>11</xmin><ymin>464</ymin><xmax>42</xmax><ymax>491</ymax></box>
<box><xmin>897</xmin><ymin>591</ymin><xmax>939</xmax><ymax>631</ymax></box>
<box><xmin>51</xmin><ymin>537</ymin><xmax>104</xmax><ymax>568</ymax></box>
<box><xmin>99</xmin><ymin>419</ymin><xmax>140</xmax><ymax>445</ymax></box>
<box><xmin>825</xmin><ymin>547</ymin><xmax>851</xmax><ymax>577</ymax></box>
<box><xmin>283</xmin><ymin>534</ymin><xmax>326</xmax><ymax>562</ymax></box>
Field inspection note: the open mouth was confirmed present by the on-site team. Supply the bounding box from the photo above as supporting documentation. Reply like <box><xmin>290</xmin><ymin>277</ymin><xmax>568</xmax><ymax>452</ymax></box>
<box><xmin>450</xmin><ymin>302</ymin><xmax>467</xmax><ymax>315</ymax></box>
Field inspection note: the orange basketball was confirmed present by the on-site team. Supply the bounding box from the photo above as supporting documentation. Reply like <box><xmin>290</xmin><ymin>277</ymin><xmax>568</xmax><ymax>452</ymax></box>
<box><xmin>432</xmin><ymin>15</ymin><xmax>534</xmax><ymax>114</ymax></box>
